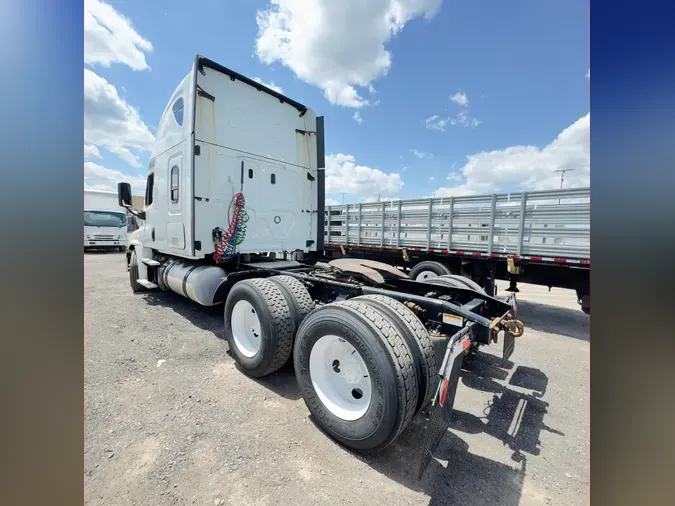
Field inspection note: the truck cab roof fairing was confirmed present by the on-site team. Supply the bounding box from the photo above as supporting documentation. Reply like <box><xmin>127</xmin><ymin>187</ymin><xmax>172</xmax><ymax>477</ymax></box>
<box><xmin>194</xmin><ymin>55</ymin><xmax>309</xmax><ymax>116</ymax></box>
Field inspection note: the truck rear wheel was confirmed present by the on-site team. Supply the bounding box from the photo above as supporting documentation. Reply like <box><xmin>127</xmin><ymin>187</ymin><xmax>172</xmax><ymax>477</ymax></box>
<box><xmin>354</xmin><ymin>295</ymin><xmax>438</xmax><ymax>414</ymax></box>
<box><xmin>409</xmin><ymin>261</ymin><xmax>452</xmax><ymax>281</ymax></box>
<box><xmin>269</xmin><ymin>275</ymin><xmax>314</xmax><ymax>335</ymax></box>
<box><xmin>438</xmin><ymin>274</ymin><xmax>486</xmax><ymax>294</ymax></box>
<box><xmin>224</xmin><ymin>278</ymin><xmax>294</xmax><ymax>378</ymax></box>
<box><xmin>129</xmin><ymin>249</ymin><xmax>145</xmax><ymax>293</ymax></box>
<box><xmin>294</xmin><ymin>300</ymin><xmax>418</xmax><ymax>453</ymax></box>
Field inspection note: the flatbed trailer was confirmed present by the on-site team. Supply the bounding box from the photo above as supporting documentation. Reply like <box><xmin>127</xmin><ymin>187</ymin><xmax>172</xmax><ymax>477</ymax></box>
<box><xmin>323</xmin><ymin>188</ymin><xmax>590</xmax><ymax>313</ymax></box>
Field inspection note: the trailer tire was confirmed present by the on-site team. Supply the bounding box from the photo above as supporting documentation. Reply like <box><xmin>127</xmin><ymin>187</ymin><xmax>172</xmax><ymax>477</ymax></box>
<box><xmin>438</xmin><ymin>274</ymin><xmax>486</xmax><ymax>294</ymax></box>
<box><xmin>409</xmin><ymin>261</ymin><xmax>452</xmax><ymax>281</ymax></box>
<box><xmin>269</xmin><ymin>275</ymin><xmax>315</xmax><ymax>334</ymax></box>
<box><xmin>421</xmin><ymin>276</ymin><xmax>467</xmax><ymax>290</ymax></box>
<box><xmin>224</xmin><ymin>278</ymin><xmax>294</xmax><ymax>378</ymax></box>
<box><xmin>129</xmin><ymin>249</ymin><xmax>145</xmax><ymax>293</ymax></box>
<box><xmin>294</xmin><ymin>300</ymin><xmax>418</xmax><ymax>453</ymax></box>
<box><xmin>354</xmin><ymin>295</ymin><xmax>438</xmax><ymax>414</ymax></box>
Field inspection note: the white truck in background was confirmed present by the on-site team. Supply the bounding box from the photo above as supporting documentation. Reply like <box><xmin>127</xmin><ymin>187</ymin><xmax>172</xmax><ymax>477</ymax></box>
<box><xmin>84</xmin><ymin>189</ymin><xmax>128</xmax><ymax>252</ymax></box>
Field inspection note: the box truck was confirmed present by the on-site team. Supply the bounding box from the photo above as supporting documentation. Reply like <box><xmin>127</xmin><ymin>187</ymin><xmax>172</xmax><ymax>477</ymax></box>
<box><xmin>84</xmin><ymin>189</ymin><xmax>128</xmax><ymax>252</ymax></box>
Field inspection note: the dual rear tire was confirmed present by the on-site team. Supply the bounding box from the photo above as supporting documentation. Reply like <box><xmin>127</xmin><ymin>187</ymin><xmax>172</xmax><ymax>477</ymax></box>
<box><xmin>224</xmin><ymin>278</ymin><xmax>435</xmax><ymax>454</ymax></box>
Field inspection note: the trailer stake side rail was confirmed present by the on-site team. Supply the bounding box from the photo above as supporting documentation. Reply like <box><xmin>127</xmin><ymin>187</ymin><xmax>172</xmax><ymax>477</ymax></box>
<box><xmin>325</xmin><ymin>187</ymin><xmax>590</xmax><ymax>265</ymax></box>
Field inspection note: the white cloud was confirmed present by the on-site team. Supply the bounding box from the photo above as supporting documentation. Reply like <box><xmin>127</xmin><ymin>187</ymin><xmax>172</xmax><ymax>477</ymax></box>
<box><xmin>325</xmin><ymin>153</ymin><xmax>403</xmax><ymax>198</ymax></box>
<box><xmin>433</xmin><ymin>113</ymin><xmax>590</xmax><ymax>197</ymax></box>
<box><xmin>363</xmin><ymin>195</ymin><xmax>401</xmax><ymax>203</ymax></box>
<box><xmin>84</xmin><ymin>0</ymin><xmax>153</xmax><ymax>71</ymax></box>
<box><xmin>325</xmin><ymin>198</ymin><xmax>341</xmax><ymax>206</ymax></box>
<box><xmin>85</xmin><ymin>161</ymin><xmax>147</xmax><ymax>194</ymax></box>
<box><xmin>353</xmin><ymin>111</ymin><xmax>363</xmax><ymax>124</ymax></box>
<box><xmin>252</xmin><ymin>76</ymin><xmax>284</xmax><ymax>94</ymax></box>
<box><xmin>425</xmin><ymin>90</ymin><xmax>479</xmax><ymax>130</ymax></box>
<box><xmin>84</xmin><ymin>145</ymin><xmax>102</xmax><ymax>159</ymax></box>
<box><xmin>429</xmin><ymin>176</ymin><xmax>435</xmax><ymax>181</ymax></box>
<box><xmin>586</xmin><ymin>68</ymin><xmax>590</xmax><ymax>80</ymax></box>
<box><xmin>255</xmin><ymin>0</ymin><xmax>442</xmax><ymax>107</ymax></box>
<box><xmin>447</xmin><ymin>171</ymin><xmax>462</xmax><ymax>182</ymax></box>
<box><xmin>449</xmin><ymin>90</ymin><xmax>468</xmax><ymax>107</ymax></box>
<box><xmin>424</xmin><ymin>115</ymin><xmax>451</xmax><ymax>131</ymax></box>
<box><xmin>410</xmin><ymin>148</ymin><xmax>433</xmax><ymax>159</ymax></box>
<box><xmin>84</xmin><ymin>69</ymin><xmax>155</xmax><ymax>167</ymax></box>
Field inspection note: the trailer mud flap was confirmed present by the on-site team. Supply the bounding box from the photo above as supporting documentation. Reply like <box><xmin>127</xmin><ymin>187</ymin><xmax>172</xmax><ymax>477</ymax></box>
<box><xmin>502</xmin><ymin>330</ymin><xmax>515</xmax><ymax>367</ymax></box>
<box><xmin>418</xmin><ymin>335</ymin><xmax>470</xmax><ymax>479</ymax></box>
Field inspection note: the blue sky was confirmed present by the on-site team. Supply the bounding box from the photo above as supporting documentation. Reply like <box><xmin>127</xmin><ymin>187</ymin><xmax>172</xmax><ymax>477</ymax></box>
<box><xmin>84</xmin><ymin>0</ymin><xmax>589</xmax><ymax>204</ymax></box>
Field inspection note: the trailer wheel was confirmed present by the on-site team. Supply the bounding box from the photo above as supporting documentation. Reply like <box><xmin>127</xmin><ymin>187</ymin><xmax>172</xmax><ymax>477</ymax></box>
<box><xmin>269</xmin><ymin>275</ymin><xmax>315</xmax><ymax>335</ymax></box>
<box><xmin>421</xmin><ymin>276</ymin><xmax>466</xmax><ymax>290</ymax></box>
<box><xmin>437</xmin><ymin>274</ymin><xmax>486</xmax><ymax>294</ymax></box>
<box><xmin>129</xmin><ymin>249</ymin><xmax>145</xmax><ymax>293</ymax></box>
<box><xmin>294</xmin><ymin>300</ymin><xmax>418</xmax><ymax>453</ymax></box>
<box><xmin>354</xmin><ymin>295</ymin><xmax>438</xmax><ymax>414</ymax></box>
<box><xmin>409</xmin><ymin>261</ymin><xmax>452</xmax><ymax>281</ymax></box>
<box><xmin>224</xmin><ymin>278</ymin><xmax>294</xmax><ymax>378</ymax></box>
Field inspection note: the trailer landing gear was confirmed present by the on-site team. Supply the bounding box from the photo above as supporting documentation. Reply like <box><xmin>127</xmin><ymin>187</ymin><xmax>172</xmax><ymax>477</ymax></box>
<box><xmin>506</xmin><ymin>279</ymin><xmax>520</xmax><ymax>293</ymax></box>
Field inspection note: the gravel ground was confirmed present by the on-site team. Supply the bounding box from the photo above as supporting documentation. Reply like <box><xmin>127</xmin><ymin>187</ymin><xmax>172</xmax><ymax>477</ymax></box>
<box><xmin>85</xmin><ymin>252</ymin><xmax>589</xmax><ymax>506</ymax></box>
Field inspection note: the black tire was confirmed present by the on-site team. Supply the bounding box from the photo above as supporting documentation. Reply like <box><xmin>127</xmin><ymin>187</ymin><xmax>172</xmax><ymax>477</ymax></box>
<box><xmin>409</xmin><ymin>261</ymin><xmax>452</xmax><ymax>281</ymax></box>
<box><xmin>294</xmin><ymin>300</ymin><xmax>418</xmax><ymax>453</ymax></box>
<box><xmin>438</xmin><ymin>274</ymin><xmax>486</xmax><ymax>294</ymax></box>
<box><xmin>354</xmin><ymin>295</ymin><xmax>438</xmax><ymax>414</ymax></box>
<box><xmin>129</xmin><ymin>249</ymin><xmax>145</xmax><ymax>293</ymax></box>
<box><xmin>224</xmin><ymin>278</ymin><xmax>294</xmax><ymax>378</ymax></box>
<box><xmin>269</xmin><ymin>275</ymin><xmax>315</xmax><ymax>334</ymax></box>
<box><xmin>421</xmin><ymin>276</ymin><xmax>467</xmax><ymax>290</ymax></box>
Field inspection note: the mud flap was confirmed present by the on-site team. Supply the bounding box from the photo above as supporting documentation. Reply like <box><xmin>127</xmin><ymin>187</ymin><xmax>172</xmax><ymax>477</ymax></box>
<box><xmin>417</xmin><ymin>332</ymin><xmax>471</xmax><ymax>479</ymax></box>
<box><xmin>502</xmin><ymin>330</ymin><xmax>515</xmax><ymax>368</ymax></box>
<box><xmin>501</xmin><ymin>292</ymin><xmax>518</xmax><ymax>367</ymax></box>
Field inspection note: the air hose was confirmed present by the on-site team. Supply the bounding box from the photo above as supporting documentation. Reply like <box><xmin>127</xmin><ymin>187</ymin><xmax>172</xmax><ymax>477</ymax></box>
<box><xmin>212</xmin><ymin>192</ymin><xmax>248</xmax><ymax>263</ymax></box>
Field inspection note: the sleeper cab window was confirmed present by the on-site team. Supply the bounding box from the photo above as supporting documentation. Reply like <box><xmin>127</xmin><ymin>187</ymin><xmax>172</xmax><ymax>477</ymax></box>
<box><xmin>145</xmin><ymin>172</ymin><xmax>155</xmax><ymax>206</ymax></box>
<box><xmin>172</xmin><ymin>97</ymin><xmax>184</xmax><ymax>126</ymax></box>
<box><xmin>170</xmin><ymin>166</ymin><xmax>179</xmax><ymax>203</ymax></box>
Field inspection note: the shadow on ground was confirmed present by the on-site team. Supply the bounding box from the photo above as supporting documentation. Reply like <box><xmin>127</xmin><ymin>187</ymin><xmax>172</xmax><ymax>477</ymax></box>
<box><xmin>141</xmin><ymin>290</ymin><xmax>224</xmax><ymax>338</ymax></box>
<box><xmin>355</xmin><ymin>352</ymin><xmax>562</xmax><ymax>506</ymax></box>
<box><xmin>233</xmin><ymin>356</ymin><xmax>303</xmax><ymax>401</ymax></box>
<box><xmin>138</xmin><ymin>289</ymin><xmax>303</xmax><ymax>400</ymax></box>
<box><xmin>516</xmin><ymin>299</ymin><xmax>589</xmax><ymax>341</ymax></box>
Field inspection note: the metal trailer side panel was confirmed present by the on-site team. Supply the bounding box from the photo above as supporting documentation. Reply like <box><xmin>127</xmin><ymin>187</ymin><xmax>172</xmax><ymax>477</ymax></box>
<box><xmin>324</xmin><ymin>188</ymin><xmax>590</xmax><ymax>261</ymax></box>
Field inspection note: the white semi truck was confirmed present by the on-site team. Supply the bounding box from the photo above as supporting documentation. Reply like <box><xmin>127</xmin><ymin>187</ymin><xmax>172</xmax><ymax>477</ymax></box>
<box><xmin>84</xmin><ymin>189</ymin><xmax>128</xmax><ymax>252</ymax></box>
<box><xmin>117</xmin><ymin>55</ymin><xmax>525</xmax><ymax>477</ymax></box>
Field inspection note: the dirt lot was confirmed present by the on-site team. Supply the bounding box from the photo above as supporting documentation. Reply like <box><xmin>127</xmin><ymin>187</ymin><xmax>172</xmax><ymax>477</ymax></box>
<box><xmin>85</xmin><ymin>252</ymin><xmax>589</xmax><ymax>506</ymax></box>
